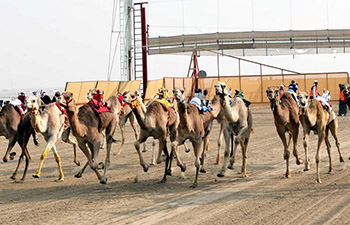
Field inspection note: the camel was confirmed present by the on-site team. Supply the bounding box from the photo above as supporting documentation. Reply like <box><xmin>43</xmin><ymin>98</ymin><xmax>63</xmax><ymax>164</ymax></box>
<box><xmin>266</xmin><ymin>86</ymin><xmax>303</xmax><ymax>178</ymax></box>
<box><xmin>215</xmin><ymin>82</ymin><xmax>253</xmax><ymax>178</ymax></box>
<box><xmin>0</xmin><ymin>104</ymin><xmax>22</xmax><ymax>162</ymax></box>
<box><xmin>123</xmin><ymin>91</ymin><xmax>183</xmax><ymax>183</ymax></box>
<box><xmin>10</xmin><ymin>113</ymin><xmax>39</xmax><ymax>181</ymax></box>
<box><xmin>171</xmin><ymin>88</ymin><xmax>221</xmax><ymax>187</ymax></box>
<box><xmin>60</xmin><ymin>92</ymin><xmax>117</xmax><ymax>184</ymax></box>
<box><xmin>297</xmin><ymin>92</ymin><xmax>344</xmax><ymax>183</ymax></box>
<box><xmin>26</xmin><ymin>95</ymin><xmax>79</xmax><ymax>181</ymax></box>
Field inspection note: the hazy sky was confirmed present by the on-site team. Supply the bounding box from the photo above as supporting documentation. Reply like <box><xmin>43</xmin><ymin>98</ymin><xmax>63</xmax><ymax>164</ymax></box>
<box><xmin>1</xmin><ymin>0</ymin><xmax>350</xmax><ymax>92</ymax></box>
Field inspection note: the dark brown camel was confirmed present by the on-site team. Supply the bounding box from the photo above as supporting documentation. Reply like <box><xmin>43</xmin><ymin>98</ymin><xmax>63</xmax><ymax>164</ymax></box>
<box><xmin>0</xmin><ymin>104</ymin><xmax>22</xmax><ymax>162</ymax></box>
<box><xmin>60</xmin><ymin>93</ymin><xmax>117</xmax><ymax>184</ymax></box>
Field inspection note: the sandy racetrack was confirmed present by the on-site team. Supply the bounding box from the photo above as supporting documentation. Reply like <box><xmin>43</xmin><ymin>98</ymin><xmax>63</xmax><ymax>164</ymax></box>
<box><xmin>1</xmin><ymin>106</ymin><xmax>350</xmax><ymax>225</ymax></box>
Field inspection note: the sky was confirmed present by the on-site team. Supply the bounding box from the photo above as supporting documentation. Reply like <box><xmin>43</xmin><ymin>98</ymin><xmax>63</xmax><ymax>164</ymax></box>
<box><xmin>1</xmin><ymin>0</ymin><xmax>350</xmax><ymax>94</ymax></box>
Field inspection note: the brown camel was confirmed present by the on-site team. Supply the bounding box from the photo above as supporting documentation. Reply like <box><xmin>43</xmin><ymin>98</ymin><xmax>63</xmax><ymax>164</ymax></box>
<box><xmin>298</xmin><ymin>92</ymin><xmax>344</xmax><ymax>183</ymax></box>
<box><xmin>123</xmin><ymin>92</ymin><xmax>183</xmax><ymax>183</ymax></box>
<box><xmin>60</xmin><ymin>92</ymin><xmax>117</xmax><ymax>184</ymax></box>
<box><xmin>215</xmin><ymin>82</ymin><xmax>253</xmax><ymax>178</ymax></box>
<box><xmin>172</xmin><ymin>88</ymin><xmax>214</xmax><ymax>188</ymax></box>
<box><xmin>26</xmin><ymin>95</ymin><xmax>79</xmax><ymax>181</ymax></box>
<box><xmin>266</xmin><ymin>86</ymin><xmax>303</xmax><ymax>178</ymax></box>
<box><xmin>0</xmin><ymin>104</ymin><xmax>22</xmax><ymax>162</ymax></box>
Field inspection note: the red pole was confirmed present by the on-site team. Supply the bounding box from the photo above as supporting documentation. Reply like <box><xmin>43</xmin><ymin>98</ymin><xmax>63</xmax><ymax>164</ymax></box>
<box><xmin>141</xmin><ymin>6</ymin><xmax>148</xmax><ymax>97</ymax></box>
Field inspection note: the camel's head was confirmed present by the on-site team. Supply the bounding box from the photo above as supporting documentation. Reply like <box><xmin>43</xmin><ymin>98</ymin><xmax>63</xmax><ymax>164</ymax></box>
<box><xmin>215</xmin><ymin>82</ymin><xmax>228</xmax><ymax>97</ymax></box>
<box><xmin>341</xmin><ymin>83</ymin><xmax>350</xmax><ymax>97</ymax></box>
<box><xmin>173</xmin><ymin>88</ymin><xmax>185</xmax><ymax>101</ymax></box>
<box><xmin>60</xmin><ymin>92</ymin><xmax>75</xmax><ymax>110</ymax></box>
<box><xmin>122</xmin><ymin>92</ymin><xmax>141</xmax><ymax>109</ymax></box>
<box><xmin>297</xmin><ymin>92</ymin><xmax>309</xmax><ymax>108</ymax></box>
<box><xmin>26</xmin><ymin>95</ymin><xmax>40</xmax><ymax>114</ymax></box>
<box><xmin>265</xmin><ymin>86</ymin><xmax>279</xmax><ymax>101</ymax></box>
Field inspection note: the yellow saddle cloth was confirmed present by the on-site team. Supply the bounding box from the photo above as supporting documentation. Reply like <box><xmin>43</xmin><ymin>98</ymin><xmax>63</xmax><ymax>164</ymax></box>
<box><xmin>156</xmin><ymin>98</ymin><xmax>173</xmax><ymax>109</ymax></box>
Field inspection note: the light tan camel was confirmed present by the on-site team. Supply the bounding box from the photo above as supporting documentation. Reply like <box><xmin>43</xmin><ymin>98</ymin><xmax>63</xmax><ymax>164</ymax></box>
<box><xmin>172</xmin><ymin>88</ymin><xmax>205</xmax><ymax>188</ymax></box>
<box><xmin>26</xmin><ymin>95</ymin><xmax>79</xmax><ymax>181</ymax></box>
<box><xmin>215</xmin><ymin>82</ymin><xmax>253</xmax><ymax>178</ymax></box>
<box><xmin>266</xmin><ymin>86</ymin><xmax>303</xmax><ymax>178</ymax></box>
<box><xmin>60</xmin><ymin>92</ymin><xmax>117</xmax><ymax>184</ymax></box>
<box><xmin>0</xmin><ymin>104</ymin><xmax>22</xmax><ymax>162</ymax></box>
<box><xmin>123</xmin><ymin>92</ymin><xmax>183</xmax><ymax>183</ymax></box>
<box><xmin>297</xmin><ymin>92</ymin><xmax>344</xmax><ymax>183</ymax></box>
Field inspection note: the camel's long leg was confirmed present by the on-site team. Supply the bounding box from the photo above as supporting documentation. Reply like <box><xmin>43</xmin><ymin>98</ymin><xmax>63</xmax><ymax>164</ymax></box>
<box><xmin>78</xmin><ymin>141</ymin><xmax>102</xmax><ymax>181</ymax></box>
<box><xmin>228</xmin><ymin>135</ymin><xmax>239</xmax><ymax>170</ymax></box>
<box><xmin>217</xmin><ymin>128</ymin><xmax>231</xmax><ymax>177</ymax></box>
<box><xmin>241</xmin><ymin>137</ymin><xmax>250</xmax><ymax>178</ymax></box>
<box><xmin>291</xmin><ymin>128</ymin><xmax>302</xmax><ymax>165</ymax></box>
<box><xmin>33</xmin><ymin>136</ymin><xmax>58</xmax><ymax>178</ymax></box>
<box><xmin>276</xmin><ymin>128</ymin><xmax>290</xmax><ymax>178</ymax></box>
<box><xmin>160</xmin><ymin>138</ymin><xmax>170</xmax><ymax>183</ymax></box>
<box><xmin>191</xmin><ymin>140</ymin><xmax>203</xmax><ymax>188</ymax></box>
<box><xmin>21</xmin><ymin>147</ymin><xmax>31</xmax><ymax>181</ymax></box>
<box><xmin>61</xmin><ymin>128</ymin><xmax>80</xmax><ymax>166</ymax></box>
<box><xmin>171</xmin><ymin>139</ymin><xmax>187</xmax><ymax>173</ymax></box>
<box><xmin>315</xmin><ymin>131</ymin><xmax>325</xmax><ymax>183</ymax></box>
<box><xmin>216</xmin><ymin>123</ymin><xmax>224</xmax><ymax>165</ymax></box>
<box><xmin>303</xmin><ymin>129</ymin><xmax>311</xmax><ymax>171</ymax></box>
<box><xmin>286</xmin><ymin>132</ymin><xmax>292</xmax><ymax>150</ymax></box>
<box><xmin>150</xmin><ymin>140</ymin><xmax>156</xmax><ymax>165</ymax></box>
<box><xmin>75</xmin><ymin>161</ymin><xmax>89</xmax><ymax>178</ymax></box>
<box><xmin>200</xmin><ymin>135</ymin><xmax>210</xmax><ymax>173</ymax></box>
<box><xmin>329</xmin><ymin>120</ymin><xmax>344</xmax><ymax>163</ymax></box>
<box><xmin>3</xmin><ymin>135</ymin><xmax>16</xmax><ymax>162</ymax></box>
<box><xmin>11</xmin><ymin>151</ymin><xmax>24</xmax><ymax>180</ymax></box>
<box><xmin>134</xmin><ymin>131</ymin><xmax>150</xmax><ymax>172</ymax></box>
<box><xmin>325</xmin><ymin>127</ymin><xmax>333</xmax><ymax>173</ymax></box>
<box><xmin>51</xmin><ymin>145</ymin><xmax>64</xmax><ymax>181</ymax></box>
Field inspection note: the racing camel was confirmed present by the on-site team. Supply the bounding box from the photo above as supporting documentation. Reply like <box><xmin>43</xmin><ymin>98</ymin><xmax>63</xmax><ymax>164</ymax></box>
<box><xmin>215</xmin><ymin>82</ymin><xmax>253</xmax><ymax>178</ymax></box>
<box><xmin>60</xmin><ymin>92</ymin><xmax>117</xmax><ymax>184</ymax></box>
<box><xmin>298</xmin><ymin>92</ymin><xmax>344</xmax><ymax>183</ymax></box>
<box><xmin>26</xmin><ymin>95</ymin><xmax>79</xmax><ymax>181</ymax></box>
<box><xmin>266</xmin><ymin>86</ymin><xmax>303</xmax><ymax>178</ymax></box>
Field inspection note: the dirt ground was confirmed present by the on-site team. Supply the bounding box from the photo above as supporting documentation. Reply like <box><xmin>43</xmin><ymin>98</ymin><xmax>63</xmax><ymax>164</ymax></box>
<box><xmin>1</xmin><ymin>106</ymin><xmax>350</xmax><ymax>225</ymax></box>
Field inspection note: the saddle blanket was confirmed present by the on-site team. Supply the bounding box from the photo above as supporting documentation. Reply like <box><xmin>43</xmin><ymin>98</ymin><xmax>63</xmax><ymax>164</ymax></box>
<box><xmin>88</xmin><ymin>99</ymin><xmax>112</xmax><ymax>114</ymax></box>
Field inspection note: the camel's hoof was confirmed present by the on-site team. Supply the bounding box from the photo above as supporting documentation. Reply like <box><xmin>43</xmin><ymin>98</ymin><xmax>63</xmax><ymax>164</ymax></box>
<box><xmin>160</xmin><ymin>178</ymin><xmax>167</xmax><ymax>183</ymax></box>
<box><xmin>143</xmin><ymin>164</ymin><xmax>149</xmax><ymax>172</ymax></box>
<box><xmin>74</xmin><ymin>161</ymin><xmax>81</xmax><ymax>167</ymax></box>
<box><xmin>166</xmin><ymin>169</ymin><xmax>172</xmax><ymax>176</ymax></box>
<box><xmin>316</xmin><ymin>179</ymin><xmax>322</xmax><ymax>184</ymax></box>
<box><xmin>304</xmin><ymin>168</ymin><xmax>310</xmax><ymax>172</ymax></box>
<box><xmin>200</xmin><ymin>168</ymin><xmax>206</xmax><ymax>173</ymax></box>
<box><xmin>32</xmin><ymin>174</ymin><xmax>40</xmax><ymax>179</ymax></box>
<box><xmin>100</xmin><ymin>177</ymin><xmax>107</xmax><ymax>184</ymax></box>
<box><xmin>74</xmin><ymin>173</ymin><xmax>82</xmax><ymax>178</ymax></box>
<box><xmin>328</xmin><ymin>170</ymin><xmax>334</xmax><ymax>175</ymax></box>
<box><xmin>296</xmin><ymin>159</ymin><xmax>303</xmax><ymax>165</ymax></box>
<box><xmin>10</xmin><ymin>175</ymin><xmax>16</xmax><ymax>180</ymax></box>
<box><xmin>56</xmin><ymin>178</ymin><xmax>64</xmax><ymax>182</ymax></box>
<box><xmin>2</xmin><ymin>157</ymin><xmax>9</xmax><ymax>163</ymax></box>
<box><xmin>241</xmin><ymin>174</ymin><xmax>248</xmax><ymax>178</ymax></box>
<box><xmin>285</xmin><ymin>174</ymin><xmax>291</xmax><ymax>178</ymax></box>
<box><xmin>227</xmin><ymin>165</ymin><xmax>234</xmax><ymax>170</ymax></box>
<box><xmin>190</xmin><ymin>183</ymin><xmax>197</xmax><ymax>188</ymax></box>
<box><xmin>217</xmin><ymin>173</ymin><xmax>225</xmax><ymax>178</ymax></box>
<box><xmin>178</xmin><ymin>163</ymin><xmax>186</xmax><ymax>172</ymax></box>
<box><xmin>98</xmin><ymin>162</ymin><xmax>104</xmax><ymax>170</ymax></box>
<box><xmin>142</xmin><ymin>149</ymin><xmax>147</xmax><ymax>153</ymax></box>
<box><xmin>185</xmin><ymin>148</ymin><xmax>190</xmax><ymax>153</ymax></box>
<box><xmin>340</xmin><ymin>157</ymin><xmax>345</xmax><ymax>163</ymax></box>
<box><xmin>9</xmin><ymin>152</ymin><xmax>16</xmax><ymax>160</ymax></box>
<box><xmin>150</xmin><ymin>162</ymin><xmax>155</xmax><ymax>166</ymax></box>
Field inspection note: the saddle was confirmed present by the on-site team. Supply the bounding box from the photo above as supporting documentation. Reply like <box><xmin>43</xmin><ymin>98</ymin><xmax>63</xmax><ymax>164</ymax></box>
<box><xmin>87</xmin><ymin>99</ymin><xmax>112</xmax><ymax>132</ymax></box>
<box><xmin>55</xmin><ymin>102</ymin><xmax>69</xmax><ymax>130</ymax></box>
<box><xmin>13</xmin><ymin>105</ymin><xmax>24</xmax><ymax>121</ymax></box>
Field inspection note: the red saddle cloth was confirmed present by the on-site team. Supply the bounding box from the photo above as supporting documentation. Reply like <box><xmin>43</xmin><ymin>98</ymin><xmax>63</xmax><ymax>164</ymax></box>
<box><xmin>88</xmin><ymin>99</ymin><xmax>112</xmax><ymax>114</ymax></box>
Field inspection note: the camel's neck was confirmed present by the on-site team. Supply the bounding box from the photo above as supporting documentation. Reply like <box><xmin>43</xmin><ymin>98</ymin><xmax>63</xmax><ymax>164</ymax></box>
<box><xmin>66</xmin><ymin>106</ymin><xmax>85</xmax><ymax>137</ymax></box>
<box><xmin>301</xmin><ymin>103</ymin><xmax>317</xmax><ymax>127</ymax></box>
<box><xmin>30</xmin><ymin>109</ymin><xmax>48</xmax><ymax>133</ymax></box>
<box><xmin>210</xmin><ymin>95</ymin><xmax>221</xmax><ymax>118</ymax></box>
<box><xmin>221</xmin><ymin>96</ymin><xmax>239</xmax><ymax>123</ymax></box>
<box><xmin>132</xmin><ymin>105</ymin><xmax>147</xmax><ymax>130</ymax></box>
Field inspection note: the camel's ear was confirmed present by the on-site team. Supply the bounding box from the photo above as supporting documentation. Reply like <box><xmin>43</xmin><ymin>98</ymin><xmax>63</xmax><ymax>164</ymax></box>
<box><xmin>265</xmin><ymin>90</ymin><xmax>268</xmax><ymax>93</ymax></box>
<box><xmin>181</xmin><ymin>89</ymin><xmax>184</xmax><ymax>94</ymax></box>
